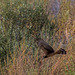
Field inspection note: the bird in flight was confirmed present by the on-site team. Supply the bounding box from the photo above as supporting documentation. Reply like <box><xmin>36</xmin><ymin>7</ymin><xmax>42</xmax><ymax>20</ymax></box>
<box><xmin>35</xmin><ymin>38</ymin><xmax>66</xmax><ymax>58</ymax></box>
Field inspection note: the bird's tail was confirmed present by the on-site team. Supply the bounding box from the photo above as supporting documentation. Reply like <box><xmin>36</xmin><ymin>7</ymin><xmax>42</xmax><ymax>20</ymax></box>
<box><xmin>55</xmin><ymin>48</ymin><xmax>66</xmax><ymax>54</ymax></box>
<box><xmin>44</xmin><ymin>48</ymin><xmax>66</xmax><ymax>58</ymax></box>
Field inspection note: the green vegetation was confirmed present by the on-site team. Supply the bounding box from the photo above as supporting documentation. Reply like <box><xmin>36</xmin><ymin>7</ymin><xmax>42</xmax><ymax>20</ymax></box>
<box><xmin>0</xmin><ymin>0</ymin><xmax>75</xmax><ymax>75</ymax></box>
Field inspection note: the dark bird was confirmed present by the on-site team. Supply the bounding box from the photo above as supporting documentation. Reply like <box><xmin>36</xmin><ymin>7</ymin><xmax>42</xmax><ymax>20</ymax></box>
<box><xmin>35</xmin><ymin>38</ymin><xmax>66</xmax><ymax>58</ymax></box>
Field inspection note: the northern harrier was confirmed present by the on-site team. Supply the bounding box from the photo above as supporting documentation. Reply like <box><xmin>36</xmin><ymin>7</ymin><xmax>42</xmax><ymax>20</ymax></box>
<box><xmin>35</xmin><ymin>38</ymin><xmax>66</xmax><ymax>58</ymax></box>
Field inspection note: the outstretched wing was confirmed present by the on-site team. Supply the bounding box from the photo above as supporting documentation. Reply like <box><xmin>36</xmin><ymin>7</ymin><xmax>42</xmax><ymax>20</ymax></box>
<box><xmin>41</xmin><ymin>43</ymin><xmax>54</xmax><ymax>55</ymax></box>
<box><xmin>36</xmin><ymin>38</ymin><xmax>54</xmax><ymax>55</ymax></box>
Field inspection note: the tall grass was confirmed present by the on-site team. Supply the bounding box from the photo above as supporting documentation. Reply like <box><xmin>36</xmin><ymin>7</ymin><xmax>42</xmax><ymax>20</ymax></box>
<box><xmin>0</xmin><ymin>0</ymin><xmax>75</xmax><ymax>75</ymax></box>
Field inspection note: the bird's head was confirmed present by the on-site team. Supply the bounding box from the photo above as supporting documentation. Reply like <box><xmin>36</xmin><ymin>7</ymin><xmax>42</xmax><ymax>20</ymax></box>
<box><xmin>34</xmin><ymin>38</ymin><xmax>41</xmax><ymax>43</ymax></box>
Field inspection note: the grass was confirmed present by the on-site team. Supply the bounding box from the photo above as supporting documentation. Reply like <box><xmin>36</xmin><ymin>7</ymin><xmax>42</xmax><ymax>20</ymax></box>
<box><xmin>0</xmin><ymin>0</ymin><xmax>75</xmax><ymax>75</ymax></box>
<box><xmin>0</xmin><ymin>34</ymin><xmax>75</xmax><ymax>75</ymax></box>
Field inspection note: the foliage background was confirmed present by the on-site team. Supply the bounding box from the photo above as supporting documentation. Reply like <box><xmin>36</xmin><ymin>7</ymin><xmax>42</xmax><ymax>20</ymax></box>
<box><xmin>0</xmin><ymin>0</ymin><xmax>75</xmax><ymax>75</ymax></box>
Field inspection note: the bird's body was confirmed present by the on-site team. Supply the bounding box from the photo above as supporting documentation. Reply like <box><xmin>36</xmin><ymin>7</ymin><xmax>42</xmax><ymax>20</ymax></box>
<box><xmin>35</xmin><ymin>38</ymin><xmax>66</xmax><ymax>58</ymax></box>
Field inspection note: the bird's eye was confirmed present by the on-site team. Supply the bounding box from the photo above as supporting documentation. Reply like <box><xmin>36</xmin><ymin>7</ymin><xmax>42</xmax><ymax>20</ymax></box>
<box><xmin>36</xmin><ymin>41</ymin><xmax>38</xmax><ymax>43</ymax></box>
